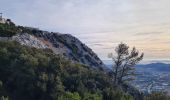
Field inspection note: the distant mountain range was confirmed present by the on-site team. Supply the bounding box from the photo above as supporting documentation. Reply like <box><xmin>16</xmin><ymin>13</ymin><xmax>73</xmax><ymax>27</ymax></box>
<box><xmin>136</xmin><ymin>63</ymin><xmax>170</xmax><ymax>72</ymax></box>
<box><xmin>104</xmin><ymin>62</ymin><xmax>170</xmax><ymax>72</ymax></box>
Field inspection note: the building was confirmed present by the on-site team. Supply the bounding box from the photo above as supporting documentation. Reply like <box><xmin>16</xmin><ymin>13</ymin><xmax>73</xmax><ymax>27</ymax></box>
<box><xmin>0</xmin><ymin>13</ymin><xmax>6</xmax><ymax>24</ymax></box>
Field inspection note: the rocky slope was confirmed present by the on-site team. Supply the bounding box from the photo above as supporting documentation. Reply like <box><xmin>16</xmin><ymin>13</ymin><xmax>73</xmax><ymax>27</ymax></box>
<box><xmin>0</xmin><ymin>23</ymin><xmax>106</xmax><ymax>70</ymax></box>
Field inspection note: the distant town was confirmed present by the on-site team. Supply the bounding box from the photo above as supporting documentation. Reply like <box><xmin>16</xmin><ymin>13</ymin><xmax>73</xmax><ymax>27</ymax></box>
<box><xmin>132</xmin><ymin>64</ymin><xmax>170</xmax><ymax>94</ymax></box>
<box><xmin>105</xmin><ymin>62</ymin><xmax>170</xmax><ymax>94</ymax></box>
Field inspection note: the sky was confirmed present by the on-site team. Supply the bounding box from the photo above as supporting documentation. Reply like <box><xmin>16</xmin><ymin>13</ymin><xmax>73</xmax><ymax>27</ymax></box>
<box><xmin>1</xmin><ymin>0</ymin><xmax>170</xmax><ymax>63</ymax></box>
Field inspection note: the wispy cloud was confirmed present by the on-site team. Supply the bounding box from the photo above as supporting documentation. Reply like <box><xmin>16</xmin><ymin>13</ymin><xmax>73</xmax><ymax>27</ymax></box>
<box><xmin>134</xmin><ymin>32</ymin><xmax>163</xmax><ymax>36</ymax></box>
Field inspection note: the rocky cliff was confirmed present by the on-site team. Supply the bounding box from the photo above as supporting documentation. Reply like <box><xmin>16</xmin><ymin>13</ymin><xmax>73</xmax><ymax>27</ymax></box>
<box><xmin>0</xmin><ymin>22</ymin><xmax>106</xmax><ymax>70</ymax></box>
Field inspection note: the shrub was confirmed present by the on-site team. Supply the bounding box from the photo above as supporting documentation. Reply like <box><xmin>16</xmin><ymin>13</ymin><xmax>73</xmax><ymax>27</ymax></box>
<box><xmin>58</xmin><ymin>92</ymin><xmax>81</xmax><ymax>100</ymax></box>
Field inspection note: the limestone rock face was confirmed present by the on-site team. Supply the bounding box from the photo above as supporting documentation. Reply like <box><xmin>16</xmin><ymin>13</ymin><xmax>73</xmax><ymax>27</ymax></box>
<box><xmin>11</xmin><ymin>30</ymin><xmax>106</xmax><ymax>70</ymax></box>
<box><xmin>12</xmin><ymin>33</ymin><xmax>49</xmax><ymax>49</ymax></box>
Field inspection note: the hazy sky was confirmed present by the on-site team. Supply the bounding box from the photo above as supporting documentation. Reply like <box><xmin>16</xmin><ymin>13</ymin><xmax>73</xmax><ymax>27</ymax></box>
<box><xmin>1</xmin><ymin>0</ymin><xmax>170</xmax><ymax>62</ymax></box>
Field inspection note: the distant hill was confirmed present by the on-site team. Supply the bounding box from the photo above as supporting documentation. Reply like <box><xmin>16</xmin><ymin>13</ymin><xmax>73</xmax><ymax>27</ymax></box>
<box><xmin>104</xmin><ymin>61</ymin><xmax>170</xmax><ymax>72</ymax></box>
<box><xmin>136</xmin><ymin>63</ymin><xmax>170</xmax><ymax>72</ymax></box>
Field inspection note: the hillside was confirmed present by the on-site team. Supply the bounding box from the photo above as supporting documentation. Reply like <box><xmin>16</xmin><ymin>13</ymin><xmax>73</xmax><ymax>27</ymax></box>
<box><xmin>0</xmin><ymin>19</ymin><xmax>134</xmax><ymax>100</ymax></box>
<box><xmin>0</xmin><ymin>40</ymin><xmax>136</xmax><ymax>100</ymax></box>
<box><xmin>0</xmin><ymin>22</ymin><xmax>105</xmax><ymax>70</ymax></box>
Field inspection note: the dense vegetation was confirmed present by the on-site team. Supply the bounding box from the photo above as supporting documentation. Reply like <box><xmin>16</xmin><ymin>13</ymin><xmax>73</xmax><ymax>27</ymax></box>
<box><xmin>0</xmin><ymin>22</ymin><xmax>19</xmax><ymax>37</ymax></box>
<box><xmin>0</xmin><ymin>41</ymin><xmax>135</xmax><ymax>100</ymax></box>
<box><xmin>0</xmin><ymin>21</ymin><xmax>40</xmax><ymax>37</ymax></box>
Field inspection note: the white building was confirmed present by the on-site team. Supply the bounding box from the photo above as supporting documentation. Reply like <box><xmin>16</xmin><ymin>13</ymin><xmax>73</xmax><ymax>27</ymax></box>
<box><xmin>0</xmin><ymin>13</ymin><xmax>6</xmax><ymax>24</ymax></box>
<box><xmin>0</xmin><ymin>18</ymin><xmax>6</xmax><ymax>24</ymax></box>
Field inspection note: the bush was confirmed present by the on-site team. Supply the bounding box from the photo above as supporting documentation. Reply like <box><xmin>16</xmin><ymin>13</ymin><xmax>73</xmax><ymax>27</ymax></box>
<box><xmin>58</xmin><ymin>92</ymin><xmax>81</xmax><ymax>100</ymax></box>
<box><xmin>0</xmin><ymin>23</ymin><xmax>19</xmax><ymax>37</ymax></box>
<box><xmin>82</xmin><ymin>92</ymin><xmax>102</xmax><ymax>100</ymax></box>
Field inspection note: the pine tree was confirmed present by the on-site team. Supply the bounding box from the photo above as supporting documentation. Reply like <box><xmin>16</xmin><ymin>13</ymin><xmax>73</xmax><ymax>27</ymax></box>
<box><xmin>108</xmin><ymin>43</ymin><xmax>144</xmax><ymax>84</ymax></box>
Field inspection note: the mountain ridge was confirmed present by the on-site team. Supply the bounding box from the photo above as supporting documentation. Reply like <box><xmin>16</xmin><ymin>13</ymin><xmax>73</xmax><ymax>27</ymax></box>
<box><xmin>0</xmin><ymin>21</ymin><xmax>106</xmax><ymax>70</ymax></box>
<box><xmin>136</xmin><ymin>63</ymin><xmax>170</xmax><ymax>72</ymax></box>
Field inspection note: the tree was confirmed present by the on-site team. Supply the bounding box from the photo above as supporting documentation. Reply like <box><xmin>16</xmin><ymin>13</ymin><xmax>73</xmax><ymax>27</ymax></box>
<box><xmin>108</xmin><ymin>43</ymin><xmax>144</xmax><ymax>84</ymax></box>
<box><xmin>82</xmin><ymin>92</ymin><xmax>102</xmax><ymax>100</ymax></box>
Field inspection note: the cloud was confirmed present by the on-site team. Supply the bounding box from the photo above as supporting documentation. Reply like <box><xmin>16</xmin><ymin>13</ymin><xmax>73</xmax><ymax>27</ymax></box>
<box><xmin>134</xmin><ymin>32</ymin><xmax>163</xmax><ymax>36</ymax></box>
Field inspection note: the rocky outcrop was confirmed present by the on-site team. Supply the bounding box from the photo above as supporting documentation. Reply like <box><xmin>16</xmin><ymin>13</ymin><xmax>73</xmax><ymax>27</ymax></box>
<box><xmin>10</xmin><ymin>29</ymin><xmax>106</xmax><ymax>70</ymax></box>
<box><xmin>12</xmin><ymin>33</ymin><xmax>49</xmax><ymax>49</ymax></box>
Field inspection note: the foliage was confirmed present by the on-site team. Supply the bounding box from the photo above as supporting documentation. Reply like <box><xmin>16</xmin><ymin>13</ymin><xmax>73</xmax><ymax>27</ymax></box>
<box><xmin>0</xmin><ymin>23</ymin><xmax>19</xmax><ymax>37</ymax></box>
<box><xmin>108</xmin><ymin>43</ymin><xmax>144</xmax><ymax>84</ymax></box>
<box><xmin>0</xmin><ymin>22</ymin><xmax>39</xmax><ymax>37</ymax></box>
<box><xmin>58</xmin><ymin>92</ymin><xmax>81</xmax><ymax>100</ymax></box>
<box><xmin>82</xmin><ymin>92</ymin><xmax>102</xmax><ymax>100</ymax></box>
<box><xmin>0</xmin><ymin>41</ymin><xmax>135</xmax><ymax>100</ymax></box>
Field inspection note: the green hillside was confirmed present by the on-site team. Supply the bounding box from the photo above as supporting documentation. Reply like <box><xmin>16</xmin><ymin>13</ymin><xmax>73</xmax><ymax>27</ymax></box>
<box><xmin>0</xmin><ymin>41</ymin><xmax>134</xmax><ymax>100</ymax></box>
